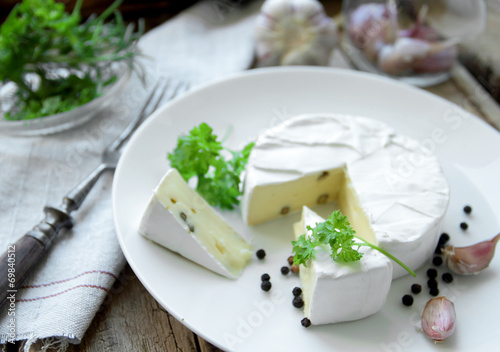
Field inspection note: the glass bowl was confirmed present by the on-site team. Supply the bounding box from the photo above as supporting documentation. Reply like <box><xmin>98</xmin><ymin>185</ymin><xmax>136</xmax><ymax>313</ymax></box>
<box><xmin>0</xmin><ymin>63</ymin><xmax>132</xmax><ymax>136</ymax></box>
<box><xmin>341</xmin><ymin>0</ymin><xmax>486</xmax><ymax>87</ymax></box>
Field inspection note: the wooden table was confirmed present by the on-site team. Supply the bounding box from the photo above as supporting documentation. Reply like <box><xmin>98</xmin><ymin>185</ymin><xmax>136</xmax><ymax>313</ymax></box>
<box><xmin>13</xmin><ymin>2</ymin><xmax>500</xmax><ymax>351</ymax></box>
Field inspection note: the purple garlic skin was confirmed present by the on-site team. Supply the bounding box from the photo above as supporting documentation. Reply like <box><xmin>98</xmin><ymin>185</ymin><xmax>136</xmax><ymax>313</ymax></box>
<box><xmin>421</xmin><ymin>296</ymin><xmax>456</xmax><ymax>342</ymax></box>
<box><xmin>443</xmin><ymin>233</ymin><xmax>500</xmax><ymax>275</ymax></box>
<box><xmin>412</xmin><ymin>43</ymin><xmax>458</xmax><ymax>73</ymax></box>
<box><xmin>347</xmin><ymin>3</ymin><xmax>458</xmax><ymax>75</ymax></box>
<box><xmin>399</xmin><ymin>24</ymin><xmax>440</xmax><ymax>42</ymax></box>
<box><xmin>398</xmin><ymin>5</ymin><xmax>440</xmax><ymax>42</ymax></box>
<box><xmin>347</xmin><ymin>3</ymin><xmax>396</xmax><ymax>61</ymax></box>
<box><xmin>378</xmin><ymin>37</ymin><xmax>457</xmax><ymax>76</ymax></box>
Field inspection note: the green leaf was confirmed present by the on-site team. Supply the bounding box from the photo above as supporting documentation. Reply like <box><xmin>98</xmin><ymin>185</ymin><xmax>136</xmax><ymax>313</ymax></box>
<box><xmin>292</xmin><ymin>210</ymin><xmax>415</xmax><ymax>276</ymax></box>
<box><xmin>291</xmin><ymin>234</ymin><xmax>318</xmax><ymax>267</ymax></box>
<box><xmin>167</xmin><ymin>123</ymin><xmax>255</xmax><ymax>210</ymax></box>
<box><xmin>0</xmin><ymin>0</ymin><xmax>142</xmax><ymax>121</ymax></box>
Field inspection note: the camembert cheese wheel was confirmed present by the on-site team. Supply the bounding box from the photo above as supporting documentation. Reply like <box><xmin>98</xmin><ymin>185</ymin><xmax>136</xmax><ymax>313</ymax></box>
<box><xmin>243</xmin><ymin>114</ymin><xmax>449</xmax><ymax>278</ymax></box>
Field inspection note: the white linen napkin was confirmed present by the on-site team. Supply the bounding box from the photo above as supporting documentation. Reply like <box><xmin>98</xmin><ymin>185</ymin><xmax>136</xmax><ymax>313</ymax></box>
<box><xmin>0</xmin><ymin>1</ymin><xmax>260</xmax><ymax>350</ymax></box>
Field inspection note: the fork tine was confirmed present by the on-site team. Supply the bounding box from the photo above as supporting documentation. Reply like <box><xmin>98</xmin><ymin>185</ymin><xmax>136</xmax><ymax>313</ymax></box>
<box><xmin>107</xmin><ymin>80</ymin><xmax>165</xmax><ymax>152</ymax></box>
<box><xmin>142</xmin><ymin>79</ymin><xmax>173</xmax><ymax>117</ymax></box>
<box><xmin>147</xmin><ymin>79</ymin><xmax>190</xmax><ymax>114</ymax></box>
<box><xmin>107</xmin><ymin>78</ymin><xmax>189</xmax><ymax>152</ymax></box>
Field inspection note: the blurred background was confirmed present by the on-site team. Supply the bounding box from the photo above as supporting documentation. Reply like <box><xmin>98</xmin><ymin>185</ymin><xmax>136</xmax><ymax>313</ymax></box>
<box><xmin>0</xmin><ymin>0</ymin><xmax>498</xmax><ymax>102</ymax></box>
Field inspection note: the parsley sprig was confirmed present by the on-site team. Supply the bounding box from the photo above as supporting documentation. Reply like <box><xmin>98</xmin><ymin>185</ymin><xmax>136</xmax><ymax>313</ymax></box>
<box><xmin>292</xmin><ymin>210</ymin><xmax>416</xmax><ymax>276</ymax></box>
<box><xmin>168</xmin><ymin>123</ymin><xmax>255</xmax><ymax>210</ymax></box>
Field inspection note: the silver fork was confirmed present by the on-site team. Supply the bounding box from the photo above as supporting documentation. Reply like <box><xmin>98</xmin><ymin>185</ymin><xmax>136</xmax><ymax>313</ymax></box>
<box><xmin>0</xmin><ymin>79</ymin><xmax>190</xmax><ymax>306</ymax></box>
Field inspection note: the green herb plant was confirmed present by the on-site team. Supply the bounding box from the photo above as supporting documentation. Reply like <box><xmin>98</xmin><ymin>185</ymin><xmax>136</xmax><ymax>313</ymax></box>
<box><xmin>0</xmin><ymin>0</ymin><xmax>142</xmax><ymax>120</ymax></box>
<box><xmin>168</xmin><ymin>123</ymin><xmax>255</xmax><ymax>210</ymax></box>
<box><xmin>292</xmin><ymin>210</ymin><xmax>416</xmax><ymax>276</ymax></box>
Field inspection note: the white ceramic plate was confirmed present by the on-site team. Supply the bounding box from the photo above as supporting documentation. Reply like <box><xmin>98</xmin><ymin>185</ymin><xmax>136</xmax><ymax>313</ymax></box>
<box><xmin>112</xmin><ymin>67</ymin><xmax>500</xmax><ymax>352</ymax></box>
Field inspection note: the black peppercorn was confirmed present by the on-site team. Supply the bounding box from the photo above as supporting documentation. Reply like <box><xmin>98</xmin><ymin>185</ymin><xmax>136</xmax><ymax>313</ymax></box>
<box><xmin>256</xmin><ymin>249</ymin><xmax>266</xmax><ymax>259</ymax></box>
<box><xmin>292</xmin><ymin>287</ymin><xmax>302</xmax><ymax>297</ymax></box>
<box><xmin>301</xmin><ymin>318</ymin><xmax>311</xmax><ymax>328</ymax></box>
<box><xmin>402</xmin><ymin>294</ymin><xmax>414</xmax><ymax>306</ymax></box>
<box><xmin>261</xmin><ymin>273</ymin><xmax>270</xmax><ymax>281</ymax></box>
<box><xmin>426</xmin><ymin>268</ymin><xmax>437</xmax><ymax>278</ymax></box>
<box><xmin>292</xmin><ymin>296</ymin><xmax>304</xmax><ymax>308</ymax></box>
<box><xmin>429</xmin><ymin>288</ymin><xmax>439</xmax><ymax>296</ymax></box>
<box><xmin>281</xmin><ymin>266</ymin><xmax>290</xmax><ymax>275</ymax></box>
<box><xmin>442</xmin><ymin>272</ymin><xmax>454</xmax><ymax>283</ymax></box>
<box><xmin>463</xmin><ymin>205</ymin><xmax>472</xmax><ymax>214</ymax></box>
<box><xmin>434</xmin><ymin>245</ymin><xmax>443</xmax><ymax>255</ymax></box>
<box><xmin>411</xmin><ymin>284</ymin><xmax>422</xmax><ymax>294</ymax></box>
<box><xmin>439</xmin><ymin>233</ymin><xmax>450</xmax><ymax>245</ymax></box>
<box><xmin>427</xmin><ymin>279</ymin><xmax>438</xmax><ymax>289</ymax></box>
<box><xmin>460</xmin><ymin>222</ymin><xmax>468</xmax><ymax>230</ymax></box>
<box><xmin>261</xmin><ymin>281</ymin><xmax>272</xmax><ymax>292</ymax></box>
<box><xmin>433</xmin><ymin>256</ymin><xmax>443</xmax><ymax>266</ymax></box>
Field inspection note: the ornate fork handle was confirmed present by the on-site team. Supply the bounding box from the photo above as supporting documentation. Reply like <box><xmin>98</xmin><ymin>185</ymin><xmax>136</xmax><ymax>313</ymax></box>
<box><xmin>0</xmin><ymin>80</ymin><xmax>182</xmax><ymax>306</ymax></box>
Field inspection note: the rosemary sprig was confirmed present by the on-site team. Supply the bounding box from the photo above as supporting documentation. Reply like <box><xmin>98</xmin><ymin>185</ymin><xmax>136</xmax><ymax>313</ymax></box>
<box><xmin>0</xmin><ymin>0</ymin><xmax>143</xmax><ymax>120</ymax></box>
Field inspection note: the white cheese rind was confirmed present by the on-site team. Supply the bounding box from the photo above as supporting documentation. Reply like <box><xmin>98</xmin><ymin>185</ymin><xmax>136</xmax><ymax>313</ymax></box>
<box><xmin>243</xmin><ymin>113</ymin><xmax>449</xmax><ymax>279</ymax></box>
<box><xmin>139</xmin><ymin>169</ymin><xmax>252</xmax><ymax>279</ymax></box>
<box><xmin>294</xmin><ymin>206</ymin><xmax>392</xmax><ymax>325</ymax></box>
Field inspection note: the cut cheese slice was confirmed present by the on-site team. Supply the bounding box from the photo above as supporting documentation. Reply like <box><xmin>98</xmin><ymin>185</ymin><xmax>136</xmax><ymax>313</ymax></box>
<box><xmin>139</xmin><ymin>168</ymin><xmax>252</xmax><ymax>278</ymax></box>
<box><xmin>243</xmin><ymin>113</ymin><xmax>449</xmax><ymax>278</ymax></box>
<box><xmin>294</xmin><ymin>206</ymin><xmax>393</xmax><ymax>325</ymax></box>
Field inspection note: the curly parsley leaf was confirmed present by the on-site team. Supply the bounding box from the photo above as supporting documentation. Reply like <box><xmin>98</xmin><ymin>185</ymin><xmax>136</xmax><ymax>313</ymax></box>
<box><xmin>168</xmin><ymin>123</ymin><xmax>222</xmax><ymax>179</ymax></box>
<box><xmin>168</xmin><ymin>123</ymin><xmax>254</xmax><ymax>210</ymax></box>
<box><xmin>292</xmin><ymin>210</ymin><xmax>415</xmax><ymax>276</ymax></box>
<box><xmin>291</xmin><ymin>233</ymin><xmax>318</xmax><ymax>265</ymax></box>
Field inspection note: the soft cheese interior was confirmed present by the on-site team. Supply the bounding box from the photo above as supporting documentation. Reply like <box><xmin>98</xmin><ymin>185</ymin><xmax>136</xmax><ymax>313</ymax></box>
<box><xmin>139</xmin><ymin>168</ymin><xmax>252</xmax><ymax>278</ymax></box>
<box><xmin>294</xmin><ymin>206</ymin><xmax>392</xmax><ymax>325</ymax></box>
<box><xmin>243</xmin><ymin>114</ymin><xmax>450</xmax><ymax>278</ymax></box>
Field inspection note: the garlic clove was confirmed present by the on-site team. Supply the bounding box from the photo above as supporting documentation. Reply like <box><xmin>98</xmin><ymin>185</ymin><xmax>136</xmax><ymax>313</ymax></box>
<box><xmin>399</xmin><ymin>24</ymin><xmax>440</xmax><ymax>42</ymax></box>
<box><xmin>255</xmin><ymin>0</ymin><xmax>337</xmax><ymax>67</ymax></box>
<box><xmin>347</xmin><ymin>3</ymin><xmax>397</xmax><ymax>61</ymax></box>
<box><xmin>443</xmin><ymin>233</ymin><xmax>500</xmax><ymax>275</ymax></box>
<box><xmin>378</xmin><ymin>37</ymin><xmax>458</xmax><ymax>75</ymax></box>
<box><xmin>411</xmin><ymin>42</ymin><xmax>457</xmax><ymax>73</ymax></box>
<box><xmin>398</xmin><ymin>4</ymin><xmax>440</xmax><ymax>42</ymax></box>
<box><xmin>377</xmin><ymin>37</ymin><xmax>431</xmax><ymax>75</ymax></box>
<box><xmin>421</xmin><ymin>296</ymin><xmax>456</xmax><ymax>342</ymax></box>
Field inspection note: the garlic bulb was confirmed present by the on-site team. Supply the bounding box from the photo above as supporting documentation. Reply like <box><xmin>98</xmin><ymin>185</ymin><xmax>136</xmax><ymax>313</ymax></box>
<box><xmin>443</xmin><ymin>233</ymin><xmax>500</xmax><ymax>275</ymax></box>
<box><xmin>421</xmin><ymin>296</ymin><xmax>456</xmax><ymax>342</ymax></box>
<box><xmin>255</xmin><ymin>0</ymin><xmax>338</xmax><ymax>67</ymax></box>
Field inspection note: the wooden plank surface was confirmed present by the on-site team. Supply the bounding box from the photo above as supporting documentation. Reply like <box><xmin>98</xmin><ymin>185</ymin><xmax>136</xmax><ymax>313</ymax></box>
<box><xmin>7</xmin><ymin>1</ymin><xmax>500</xmax><ymax>352</ymax></box>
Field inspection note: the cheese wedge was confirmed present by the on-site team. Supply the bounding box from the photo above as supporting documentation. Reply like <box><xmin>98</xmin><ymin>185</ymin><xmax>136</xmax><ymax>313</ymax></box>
<box><xmin>294</xmin><ymin>206</ymin><xmax>393</xmax><ymax>325</ymax></box>
<box><xmin>139</xmin><ymin>168</ymin><xmax>252</xmax><ymax>278</ymax></box>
